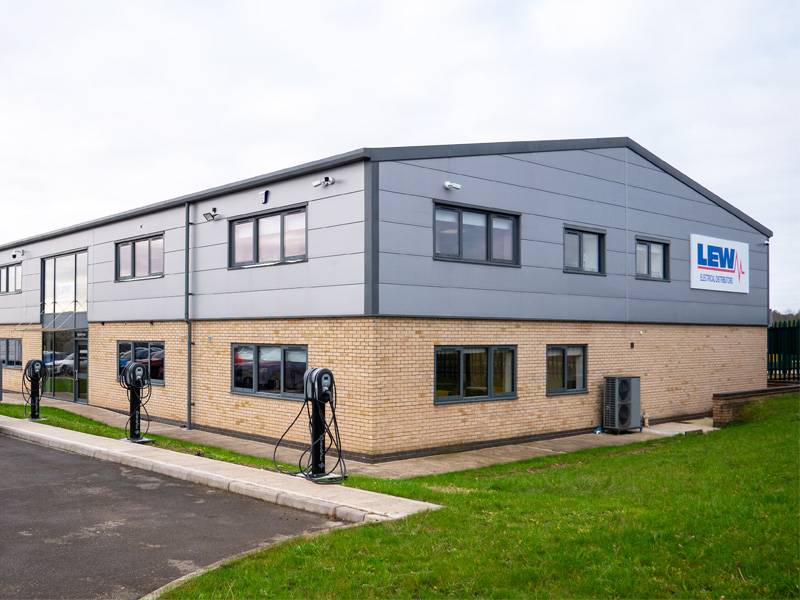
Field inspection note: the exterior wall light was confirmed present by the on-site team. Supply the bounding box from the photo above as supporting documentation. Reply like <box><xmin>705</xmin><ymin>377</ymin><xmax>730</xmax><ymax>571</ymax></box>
<box><xmin>203</xmin><ymin>207</ymin><xmax>219</xmax><ymax>222</ymax></box>
<box><xmin>444</xmin><ymin>181</ymin><xmax>462</xmax><ymax>190</ymax></box>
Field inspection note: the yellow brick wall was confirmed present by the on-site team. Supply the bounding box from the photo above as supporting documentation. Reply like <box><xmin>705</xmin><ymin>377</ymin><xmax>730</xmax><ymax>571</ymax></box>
<box><xmin>0</xmin><ymin>324</ymin><xmax>42</xmax><ymax>393</ymax></box>
<box><xmin>85</xmin><ymin>318</ymin><xmax>766</xmax><ymax>458</ymax></box>
<box><xmin>190</xmin><ymin>319</ymin><xmax>378</xmax><ymax>455</ymax></box>
<box><xmin>88</xmin><ymin>322</ymin><xmax>188</xmax><ymax>421</ymax></box>
<box><xmin>369</xmin><ymin>319</ymin><xmax>766</xmax><ymax>455</ymax></box>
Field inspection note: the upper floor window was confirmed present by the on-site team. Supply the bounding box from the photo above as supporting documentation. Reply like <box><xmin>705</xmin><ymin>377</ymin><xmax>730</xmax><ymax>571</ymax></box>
<box><xmin>435</xmin><ymin>345</ymin><xmax>516</xmax><ymax>404</ymax></box>
<box><xmin>42</xmin><ymin>251</ymin><xmax>88</xmax><ymax>329</ymax></box>
<box><xmin>0</xmin><ymin>338</ymin><xmax>22</xmax><ymax>368</ymax></box>
<box><xmin>434</xmin><ymin>204</ymin><xmax>519</xmax><ymax>266</ymax></box>
<box><xmin>230</xmin><ymin>207</ymin><xmax>307</xmax><ymax>268</ymax></box>
<box><xmin>564</xmin><ymin>227</ymin><xmax>605</xmax><ymax>274</ymax></box>
<box><xmin>0</xmin><ymin>263</ymin><xmax>22</xmax><ymax>294</ymax></box>
<box><xmin>636</xmin><ymin>238</ymin><xmax>669</xmax><ymax>281</ymax></box>
<box><xmin>116</xmin><ymin>235</ymin><xmax>164</xmax><ymax>281</ymax></box>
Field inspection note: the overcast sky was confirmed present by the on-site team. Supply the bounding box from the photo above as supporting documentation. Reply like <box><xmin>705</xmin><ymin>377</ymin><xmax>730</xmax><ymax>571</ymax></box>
<box><xmin>1</xmin><ymin>0</ymin><xmax>797</xmax><ymax>310</ymax></box>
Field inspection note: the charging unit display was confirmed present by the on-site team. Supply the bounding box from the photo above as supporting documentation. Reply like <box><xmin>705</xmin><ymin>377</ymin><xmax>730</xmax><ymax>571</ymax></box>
<box><xmin>21</xmin><ymin>359</ymin><xmax>48</xmax><ymax>420</ymax></box>
<box><xmin>274</xmin><ymin>367</ymin><xmax>347</xmax><ymax>484</ymax></box>
<box><xmin>118</xmin><ymin>361</ymin><xmax>153</xmax><ymax>444</ymax></box>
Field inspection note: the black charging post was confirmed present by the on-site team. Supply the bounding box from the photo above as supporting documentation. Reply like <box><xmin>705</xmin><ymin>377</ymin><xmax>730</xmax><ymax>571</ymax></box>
<box><xmin>22</xmin><ymin>359</ymin><xmax>47</xmax><ymax>421</ymax></box>
<box><xmin>308</xmin><ymin>368</ymin><xmax>334</xmax><ymax>477</ymax></box>
<box><xmin>120</xmin><ymin>361</ymin><xmax>153</xmax><ymax>444</ymax></box>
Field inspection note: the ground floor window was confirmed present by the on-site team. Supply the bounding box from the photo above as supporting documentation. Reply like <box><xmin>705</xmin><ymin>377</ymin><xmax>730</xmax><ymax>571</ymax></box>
<box><xmin>0</xmin><ymin>338</ymin><xmax>22</xmax><ymax>367</ymax></box>
<box><xmin>435</xmin><ymin>346</ymin><xmax>516</xmax><ymax>404</ymax></box>
<box><xmin>231</xmin><ymin>344</ymin><xmax>307</xmax><ymax>398</ymax></box>
<box><xmin>118</xmin><ymin>341</ymin><xmax>165</xmax><ymax>384</ymax></box>
<box><xmin>546</xmin><ymin>345</ymin><xmax>587</xmax><ymax>395</ymax></box>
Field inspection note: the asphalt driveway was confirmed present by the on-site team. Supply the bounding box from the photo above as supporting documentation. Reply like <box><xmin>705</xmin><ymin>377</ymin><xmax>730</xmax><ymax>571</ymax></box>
<box><xmin>0</xmin><ymin>435</ymin><xmax>339</xmax><ymax>599</ymax></box>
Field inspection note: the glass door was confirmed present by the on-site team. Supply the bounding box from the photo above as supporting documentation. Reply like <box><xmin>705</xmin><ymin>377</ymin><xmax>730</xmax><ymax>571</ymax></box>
<box><xmin>75</xmin><ymin>338</ymin><xmax>88</xmax><ymax>403</ymax></box>
<box><xmin>51</xmin><ymin>330</ymin><xmax>74</xmax><ymax>401</ymax></box>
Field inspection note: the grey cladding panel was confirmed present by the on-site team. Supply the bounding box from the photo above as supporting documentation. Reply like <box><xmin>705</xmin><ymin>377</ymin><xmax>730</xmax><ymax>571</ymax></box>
<box><xmin>388</xmin><ymin>155</ymin><xmax>627</xmax><ymax>208</ymax></box>
<box><xmin>192</xmin><ymin>284</ymin><xmax>364</xmax><ymax>319</ymax></box>
<box><xmin>502</xmin><ymin>149</ymin><xmax>627</xmax><ymax>183</ymax></box>
<box><xmin>626</xmin><ymin>187</ymin><xmax>749</xmax><ymax>233</ymax></box>
<box><xmin>378</xmin><ymin>148</ymin><xmax>769</xmax><ymax>325</ymax></box>
<box><xmin>379</xmin><ymin>283</ymin><xmax>629</xmax><ymax>321</ymax></box>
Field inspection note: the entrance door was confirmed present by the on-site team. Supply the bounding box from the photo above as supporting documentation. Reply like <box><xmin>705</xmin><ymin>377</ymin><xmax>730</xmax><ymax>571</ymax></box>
<box><xmin>75</xmin><ymin>338</ymin><xmax>88</xmax><ymax>403</ymax></box>
<box><xmin>51</xmin><ymin>331</ymin><xmax>74</xmax><ymax>401</ymax></box>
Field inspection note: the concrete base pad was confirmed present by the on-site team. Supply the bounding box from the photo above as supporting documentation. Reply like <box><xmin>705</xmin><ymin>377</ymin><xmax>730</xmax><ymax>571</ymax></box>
<box><xmin>0</xmin><ymin>416</ymin><xmax>438</xmax><ymax>523</ymax></box>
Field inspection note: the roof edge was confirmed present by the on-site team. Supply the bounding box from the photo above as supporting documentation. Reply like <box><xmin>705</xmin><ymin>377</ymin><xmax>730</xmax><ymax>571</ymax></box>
<box><xmin>362</xmin><ymin>137</ymin><xmax>772</xmax><ymax>238</ymax></box>
<box><xmin>0</xmin><ymin>136</ymin><xmax>771</xmax><ymax>252</ymax></box>
<box><xmin>0</xmin><ymin>148</ymin><xmax>368</xmax><ymax>252</ymax></box>
<box><xmin>623</xmin><ymin>139</ymin><xmax>772</xmax><ymax>238</ymax></box>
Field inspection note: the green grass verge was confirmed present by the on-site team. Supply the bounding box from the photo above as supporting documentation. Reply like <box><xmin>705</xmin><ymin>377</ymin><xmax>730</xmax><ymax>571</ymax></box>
<box><xmin>0</xmin><ymin>403</ymin><xmax>294</xmax><ymax>471</ymax></box>
<box><xmin>1</xmin><ymin>396</ymin><xmax>797</xmax><ymax>597</ymax></box>
<box><xmin>164</xmin><ymin>394</ymin><xmax>799</xmax><ymax>599</ymax></box>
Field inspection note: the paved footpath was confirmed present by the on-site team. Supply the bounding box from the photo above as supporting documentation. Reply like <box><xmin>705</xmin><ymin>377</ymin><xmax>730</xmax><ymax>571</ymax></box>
<box><xmin>0</xmin><ymin>392</ymin><xmax>715</xmax><ymax>479</ymax></box>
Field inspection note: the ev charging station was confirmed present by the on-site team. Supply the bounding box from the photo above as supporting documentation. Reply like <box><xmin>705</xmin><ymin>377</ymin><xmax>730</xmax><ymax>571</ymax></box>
<box><xmin>119</xmin><ymin>361</ymin><xmax>153</xmax><ymax>444</ymax></box>
<box><xmin>273</xmin><ymin>367</ymin><xmax>347</xmax><ymax>484</ymax></box>
<box><xmin>22</xmin><ymin>359</ymin><xmax>47</xmax><ymax>421</ymax></box>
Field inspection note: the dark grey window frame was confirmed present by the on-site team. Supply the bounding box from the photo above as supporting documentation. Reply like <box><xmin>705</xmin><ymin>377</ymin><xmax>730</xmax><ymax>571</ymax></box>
<box><xmin>230</xmin><ymin>343</ymin><xmax>308</xmax><ymax>400</ymax></box>
<box><xmin>546</xmin><ymin>344</ymin><xmax>588</xmax><ymax>396</ymax></box>
<box><xmin>117</xmin><ymin>340</ymin><xmax>165</xmax><ymax>385</ymax></box>
<box><xmin>40</xmin><ymin>248</ymin><xmax>89</xmax><ymax>327</ymax></box>
<box><xmin>563</xmin><ymin>226</ymin><xmax>606</xmax><ymax>276</ymax></box>
<box><xmin>0</xmin><ymin>338</ymin><xmax>23</xmax><ymax>368</ymax></box>
<box><xmin>0</xmin><ymin>263</ymin><xmax>22</xmax><ymax>295</ymax></box>
<box><xmin>635</xmin><ymin>236</ymin><xmax>670</xmax><ymax>282</ymax></box>
<box><xmin>228</xmin><ymin>204</ymin><xmax>308</xmax><ymax>269</ymax></box>
<box><xmin>433</xmin><ymin>201</ymin><xmax>521</xmax><ymax>267</ymax></box>
<box><xmin>115</xmin><ymin>234</ymin><xmax>165</xmax><ymax>282</ymax></box>
<box><xmin>434</xmin><ymin>345</ymin><xmax>517</xmax><ymax>405</ymax></box>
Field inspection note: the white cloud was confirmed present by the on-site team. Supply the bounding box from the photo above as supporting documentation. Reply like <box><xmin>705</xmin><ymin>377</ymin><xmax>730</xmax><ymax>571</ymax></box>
<box><xmin>0</xmin><ymin>0</ymin><xmax>797</xmax><ymax>308</ymax></box>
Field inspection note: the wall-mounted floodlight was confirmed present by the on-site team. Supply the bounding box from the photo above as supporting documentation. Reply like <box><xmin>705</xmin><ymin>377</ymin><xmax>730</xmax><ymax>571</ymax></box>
<box><xmin>203</xmin><ymin>207</ymin><xmax>219</xmax><ymax>222</ymax></box>
<box><xmin>312</xmin><ymin>176</ymin><xmax>336</xmax><ymax>188</ymax></box>
<box><xmin>444</xmin><ymin>181</ymin><xmax>462</xmax><ymax>190</ymax></box>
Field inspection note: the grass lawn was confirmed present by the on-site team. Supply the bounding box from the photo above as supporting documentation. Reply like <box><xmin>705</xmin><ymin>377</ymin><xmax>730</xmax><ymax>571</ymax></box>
<box><xmin>0</xmin><ymin>403</ymin><xmax>292</xmax><ymax>471</ymax></box>
<box><xmin>1</xmin><ymin>395</ymin><xmax>797</xmax><ymax>597</ymax></box>
<box><xmin>163</xmin><ymin>394</ymin><xmax>799</xmax><ymax>599</ymax></box>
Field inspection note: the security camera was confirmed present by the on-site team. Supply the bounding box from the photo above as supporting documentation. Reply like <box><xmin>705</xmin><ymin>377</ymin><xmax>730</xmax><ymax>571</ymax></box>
<box><xmin>443</xmin><ymin>181</ymin><xmax>462</xmax><ymax>190</ymax></box>
<box><xmin>10</xmin><ymin>249</ymin><xmax>24</xmax><ymax>260</ymax></box>
<box><xmin>312</xmin><ymin>176</ymin><xmax>336</xmax><ymax>188</ymax></box>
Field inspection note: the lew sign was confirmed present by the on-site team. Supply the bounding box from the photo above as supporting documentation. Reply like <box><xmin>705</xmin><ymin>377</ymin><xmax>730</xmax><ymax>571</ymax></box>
<box><xmin>690</xmin><ymin>234</ymin><xmax>749</xmax><ymax>294</ymax></box>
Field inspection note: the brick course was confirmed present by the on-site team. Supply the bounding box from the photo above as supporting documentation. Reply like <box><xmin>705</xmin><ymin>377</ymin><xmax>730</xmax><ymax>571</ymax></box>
<box><xmin>84</xmin><ymin>318</ymin><xmax>766</xmax><ymax>458</ymax></box>
<box><xmin>0</xmin><ymin>324</ymin><xmax>42</xmax><ymax>393</ymax></box>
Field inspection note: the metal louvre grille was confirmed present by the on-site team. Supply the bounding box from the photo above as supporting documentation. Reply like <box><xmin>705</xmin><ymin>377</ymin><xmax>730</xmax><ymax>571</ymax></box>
<box><xmin>603</xmin><ymin>378</ymin><xmax>617</xmax><ymax>428</ymax></box>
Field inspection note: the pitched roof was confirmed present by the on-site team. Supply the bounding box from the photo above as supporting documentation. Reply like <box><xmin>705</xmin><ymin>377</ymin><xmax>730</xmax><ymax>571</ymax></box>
<box><xmin>0</xmin><ymin>137</ymin><xmax>771</xmax><ymax>251</ymax></box>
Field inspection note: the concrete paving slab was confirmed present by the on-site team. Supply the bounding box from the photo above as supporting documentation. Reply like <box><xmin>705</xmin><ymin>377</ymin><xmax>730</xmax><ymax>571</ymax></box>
<box><xmin>0</xmin><ymin>416</ymin><xmax>439</xmax><ymax>523</ymax></box>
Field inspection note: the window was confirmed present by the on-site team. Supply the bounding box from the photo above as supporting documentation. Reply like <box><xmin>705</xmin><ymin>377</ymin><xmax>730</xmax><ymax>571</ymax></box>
<box><xmin>117</xmin><ymin>341</ymin><xmax>165</xmax><ymax>384</ymax></box>
<box><xmin>116</xmin><ymin>235</ymin><xmax>164</xmax><ymax>281</ymax></box>
<box><xmin>0</xmin><ymin>338</ymin><xmax>22</xmax><ymax>368</ymax></box>
<box><xmin>434</xmin><ymin>204</ymin><xmax>519</xmax><ymax>265</ymax></box>
<box><xmin>636</xmin><ymin>239</ymin><xmax>669</xmax><ymax>280</ymax></box>
<box><xmin>564</xmin><ymin>228</ymin><xmax>605</xmax><ymax>274</ymax></box>
<box><xmin>230</xmin><ymin>207</ymin><xmax>307</xmax><ymax>267</ymax></box>
<box><xmin>434</xmin><ymin>346</ymin><xmax>516</xmax><ymax>404</ymax></box>
<box><xmin>232</xmin><ymin>344</ymin><xmax>307</xmax><ymax>398</ymax></box>
<box><xmin>546</xmin><ymin>345</ymin><xmax>587</xmax><ymax>395</ymax></box>
<box><xmin>0</xmin><ymin>263</ymin><xmax>22</xmax><ymax>294</ymax></box>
